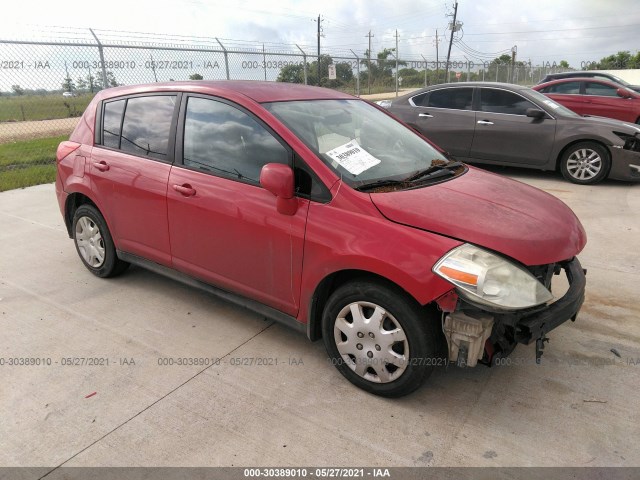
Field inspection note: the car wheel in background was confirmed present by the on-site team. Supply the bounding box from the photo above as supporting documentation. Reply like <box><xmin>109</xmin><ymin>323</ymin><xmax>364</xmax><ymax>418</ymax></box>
<box><xmin>322</xmin><ymin>279</ymin><xmax>440</xmax><ymax>397</ymax></box>
<box><xmin>560</xmin><ymin>142</ymin><xmax>610</xmax><ymax>185</ymax></box>
<box><xmin>72</xmin><ymin>204</ymin><xmax>129</xmax><ymax>278</ymax></box>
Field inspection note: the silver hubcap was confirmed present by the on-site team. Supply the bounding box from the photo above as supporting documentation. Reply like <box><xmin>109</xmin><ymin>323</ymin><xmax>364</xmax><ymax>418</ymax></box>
<box><xmin>334</xmin><ymin>301</ymin><xmax>409</xmax><ymax>383</ymax></box>
<box><xmin>75</xmin><ymin>216</ymin><xmax>105</xmax><ymax>268</ymax></box>
<box><xmin>566</xmin><ymin>148</ymin><xmax>602</xmax><ymax>181</ymax></box>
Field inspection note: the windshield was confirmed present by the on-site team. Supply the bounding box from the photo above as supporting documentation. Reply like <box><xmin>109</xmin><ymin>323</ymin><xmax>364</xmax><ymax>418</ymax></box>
<box><xmin>264</xmin><ymin>99</ymin><xmax>458</xmax><ymax>188</ymax></box>
<box><xmin>609</xmin><ymin>75</ymin><xmax>630</xmax><ymax>86</ymax></box>
<box><xmin>527</xmin><ymin>89</ymin><xmax>580</xmax><ymax>118</ymax></box>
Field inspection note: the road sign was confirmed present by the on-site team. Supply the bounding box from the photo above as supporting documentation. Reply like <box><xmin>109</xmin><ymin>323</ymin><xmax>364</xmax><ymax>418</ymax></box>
<box><xmin>328</xmin><ymin>64</ymin><xmax>336</xmax><ymax>80</ymax></box>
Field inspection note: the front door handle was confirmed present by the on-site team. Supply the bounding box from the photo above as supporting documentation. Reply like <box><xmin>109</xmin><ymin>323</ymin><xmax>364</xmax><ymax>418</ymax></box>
<box><xmin>477</xmin><ymin>120</ymin><xmax>494</xmax><ymax>125</ymax></box>
<box><xmin>93</xmin><ymin>161</ymin><xmax>109</xmax><ymax>172</ymax></box>
<box><xmin>418</xmin><ymin>113</ymin><xmax>434</xmax><ymax>118</ymax></box>
<box><xmin>173</xmin><ymin>184</ymin><xmax>196</xmax><ymax>197</ymax></box>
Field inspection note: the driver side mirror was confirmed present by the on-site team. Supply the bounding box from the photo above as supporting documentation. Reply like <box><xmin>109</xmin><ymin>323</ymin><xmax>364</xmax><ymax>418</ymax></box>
<box><xmin>260</xmin><ymin>163</ymin><xmax>298</xmax><ymax>216</ymax></box>
<box><xmin>526</xmin><ymin>108</ymin><xmax>547</xmax><ymax>119</ymax></box>
<box><xmin>617</xmin><ymin>88</ymin><xmax>633</xmax><ymax>99</ymax></box>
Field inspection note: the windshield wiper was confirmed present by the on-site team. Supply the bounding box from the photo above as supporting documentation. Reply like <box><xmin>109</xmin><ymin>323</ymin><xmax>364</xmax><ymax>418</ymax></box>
<box><xmin>403</xmin><ymin>161</ymin><xmax>463</xmax><ymax>182</ymax></box>
<box><xmin>355</xmin><ymin>179</ymin><xmax>407</xmax><ymax>192</ymax></box>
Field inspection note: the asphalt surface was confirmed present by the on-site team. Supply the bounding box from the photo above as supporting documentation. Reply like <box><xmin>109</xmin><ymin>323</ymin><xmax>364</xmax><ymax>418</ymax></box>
<box><xmin>0</xmin><ymin>170</ymin><xmax>639</xmax><ymax>470</ymax></box>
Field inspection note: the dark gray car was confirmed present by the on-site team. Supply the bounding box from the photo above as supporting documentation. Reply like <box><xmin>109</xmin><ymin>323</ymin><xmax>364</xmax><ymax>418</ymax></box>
<box><xmin>379</xmin><ymin>82</ymin><xmax>640</xmax><ymax>184</ymax></box>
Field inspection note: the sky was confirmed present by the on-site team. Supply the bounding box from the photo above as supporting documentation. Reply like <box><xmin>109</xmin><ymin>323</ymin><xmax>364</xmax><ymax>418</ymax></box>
<box><xmin>3</xmin><ymin>0</ymin><xmax>639</xmax><ymax>67</ymax></box>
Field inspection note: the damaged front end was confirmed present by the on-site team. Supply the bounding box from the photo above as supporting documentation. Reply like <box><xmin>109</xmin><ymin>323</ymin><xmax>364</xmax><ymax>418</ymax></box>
<box><xmin>433</xmin><ymin>245</ymin><xmax>587</xmax><ymax>367</ymax></box>
<box><xmin>611</xmin><ymin>130</ymin><xmax>640</xmax><ymax>180</ymax></box>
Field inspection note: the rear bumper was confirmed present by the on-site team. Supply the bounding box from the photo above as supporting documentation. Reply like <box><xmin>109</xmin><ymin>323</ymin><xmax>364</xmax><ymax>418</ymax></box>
<box><xmin>514</xmin><ymin>257</ymin><xmax>586</xmax><ymax>345</ymax></box>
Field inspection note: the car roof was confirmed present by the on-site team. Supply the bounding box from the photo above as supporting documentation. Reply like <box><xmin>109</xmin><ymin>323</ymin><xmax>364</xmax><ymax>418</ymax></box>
<box><xmin>535</xmin><ymin>77</ymin><xmax>622</xmax><ymax>88</ymax></box>
<box><xmin>93</xmin><ymin>80</ymin><xmax>355</xmax><ymax>103</ymax></box>
<box><xmin>415</xmin><ymin>82</ymin><xmax>530</xmax><ymax>91</ymax></box>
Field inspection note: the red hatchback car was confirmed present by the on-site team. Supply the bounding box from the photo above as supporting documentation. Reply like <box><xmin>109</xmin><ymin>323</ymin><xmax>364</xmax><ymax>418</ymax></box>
<box><xmin>533</xmin><ymin>77</ymin><xmax>640</xmax><ymax>124</ymax></box>
<box><xmin>56</xmin><ymin>81</ymin><xmax>587</xmax><ymax>397</ymax></box>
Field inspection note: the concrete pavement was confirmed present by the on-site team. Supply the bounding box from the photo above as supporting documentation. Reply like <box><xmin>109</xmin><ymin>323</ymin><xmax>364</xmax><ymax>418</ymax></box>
<box><xmin>0</xmin><ymin>172</ymin><xmax>639</xmax><ymax>470</ymax></box>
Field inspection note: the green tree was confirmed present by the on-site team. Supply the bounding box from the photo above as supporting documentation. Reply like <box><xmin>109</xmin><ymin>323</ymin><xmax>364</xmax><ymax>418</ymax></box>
<box><xmin>276</xmin><ymin>55</ymin><xmax>354</xmax><ymax>87</ymax></box>
<box><xmin>11</xmin><ymin>85</ymin><xmax>24</xmax><ymax>96</ymax></box>
<box><xmin>76</xmin><ymin>77</ymin><xmax>87</xmax><ymax>91</ymax></box>
<box><xmin>397</xmin><ymin>67</ymin><xmax>423</xmax><ymax>87</ymax></box>
<box><xmin>360</xmin><ymin>48</ymin><xmax>406</xmax><ymax>88</ymax></box>
<box><xmin>189</xmin><ymin>73</ymin><xmax>203</xmax><ymax>80</ymax></box>
<box><xmin>559</xmin><ymin>60</ymin><xmax>570</xmax><ymax>69</ymax></box>
<box><xmin>594</xmin><ymin>51</ymin><xmax>638</xmax><ymax>70</ymax></box>
<box><xmin>277</xmin><ymin>63</ymin><xmax>306</xmax><ymax>83</ymax></box>
<box><xmin>62</xmin><ymin>75</ymin><xmax>75</xmax><ymax>92</ymax></box>
<box><xmin>94</xmin><ymin>71</ymin><xmax>119</xmax><ymax>89</ymax></box>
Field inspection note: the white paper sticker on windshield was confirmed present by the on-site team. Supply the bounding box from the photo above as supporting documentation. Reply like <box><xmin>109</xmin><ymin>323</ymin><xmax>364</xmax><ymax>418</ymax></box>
<box><xmin>325</xmin><ymin>140</ymin><xmax>381</xmax><ymax>175</ymax></box>
<box><xmin>543</xmin><ymin>99</ymin><xmax>560</xmax><ymax>110</ymax></box>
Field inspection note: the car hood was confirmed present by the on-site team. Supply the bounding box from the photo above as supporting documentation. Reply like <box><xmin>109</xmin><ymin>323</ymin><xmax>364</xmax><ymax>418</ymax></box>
<box><xmin>578</xmin><ymin>115</ymin><xmax>640</xmax><ymax>134</ymax></box>
<box><xmin>369</xmin><ymin>167</ymin><xmax>586</xmax><ymax>266</ymax></box>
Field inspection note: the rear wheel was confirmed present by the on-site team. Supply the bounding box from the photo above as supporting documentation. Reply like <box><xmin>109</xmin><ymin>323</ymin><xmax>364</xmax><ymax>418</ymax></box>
<box><xmin>322</xmin><ymin>280</ymin><xmax>440</xmax><ymax>397</ymax></box>
<box><xmin>72</xmin><ymin>204</ymin><xmax>129</xmax><ymax>278</ymax></box>
<box><xmin>560</xmin><ymin>142</ymin><xmax>610</xmax><ymax>185</ymax></box>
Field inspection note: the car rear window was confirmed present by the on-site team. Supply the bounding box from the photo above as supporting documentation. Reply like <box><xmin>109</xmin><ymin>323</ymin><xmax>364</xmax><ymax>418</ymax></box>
<box><xmin>100</xmin><ymin>95</ymin><xmax>177</xmax><ymax>161</ymax></box>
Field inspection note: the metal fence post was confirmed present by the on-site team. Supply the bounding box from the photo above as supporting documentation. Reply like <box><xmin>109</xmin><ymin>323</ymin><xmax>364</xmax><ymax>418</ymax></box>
<box><xmin>216</xmin><ymin>38</ymin><xmax>230</xmax><ymax>80</ymax></box>
<box><xmin>296</xmin><ymin>45</ymin><xmax>308</xmax><ymax>85</ymax></box>
<box><xmin>350</xmin><ymin>49</ymin><xmax>360</xmax><ymax>96</ymax></box>
<box><xmin>421</xmin><ymin>55</ymin><xmax>428</xmax><ymax>86</ymax></box>
<box><xmin>89</xmin><ymin>29</ymin><xmax>109</xmax><ymax>89</ymax></box>
<box><xmin>262</xmin><ymin>44</ymin><xmax>267</xmax><ymax>81</ymax></box>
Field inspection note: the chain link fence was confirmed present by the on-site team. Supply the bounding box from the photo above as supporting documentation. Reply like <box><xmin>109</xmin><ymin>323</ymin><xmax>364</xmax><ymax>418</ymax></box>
<box><xmin>0</xmin><ymin>28</ymin><xmax>581</xmax><ymax>191</ymax></box>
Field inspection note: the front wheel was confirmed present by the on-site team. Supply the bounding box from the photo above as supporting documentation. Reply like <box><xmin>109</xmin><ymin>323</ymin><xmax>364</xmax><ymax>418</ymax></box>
<box><xmin>72</xmin><ymin>204</ymin><xmax>129</xmax><ymax>278</ymax></box>
<box><xmin>322</xmin><ymin>280</ymin><xmax>440</xmax><ymax>397</ymax></box>
<box><xmin>560</xmin><ymin>142</ymin><xmax>610</xmax><ymax>185</ymax></box>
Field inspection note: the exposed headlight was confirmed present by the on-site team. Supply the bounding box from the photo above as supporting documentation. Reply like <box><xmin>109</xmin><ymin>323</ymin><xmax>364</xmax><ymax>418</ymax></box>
<box><xmin>433</xmin><ymin>244</ymin><xmax>553</xmax><ymax>310</ymax></box>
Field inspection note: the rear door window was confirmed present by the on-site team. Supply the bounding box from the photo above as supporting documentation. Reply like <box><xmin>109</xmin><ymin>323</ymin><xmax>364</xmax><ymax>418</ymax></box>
<box><xmin>119</xmin><ymin>96</ymin><xmax>176</xmax><ymax>160</ymax></box>
<box><xmin>427</xmin><ymin>88</ymin><xmax>473</xmax><ymax>110</ymax></box>
<box><xmin>585</xmin><ymin>82</ymin><xmax>618</xmax><ymax>97</ymax></box>
<box><xmin>543</xmin><ymin>81</ymin><xmax>581</xmax><ymax>94</ymax></box>
<box><xmin>100</xmin><ymin>95</ymin><xmax>177</xmax><ymax>161</ymax></box>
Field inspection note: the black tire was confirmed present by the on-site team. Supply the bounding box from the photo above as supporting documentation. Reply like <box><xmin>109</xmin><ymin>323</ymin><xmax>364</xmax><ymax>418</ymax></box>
<box><xmin>559</xmin><ymin>141</ymin><xmax>610</xmax><ymax>185</ymax></box>
<box><xmin>321</xmin><ymin>279</ymin><xmax>440</xmax><ymax>397</ymax></box>
<box><xmin>72</xmin><ymin>204</ymin><xmax>129</xmax><ymax>278</ymax></box>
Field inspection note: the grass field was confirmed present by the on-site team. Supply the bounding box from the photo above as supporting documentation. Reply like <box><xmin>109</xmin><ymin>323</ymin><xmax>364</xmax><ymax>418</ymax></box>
<box><xmin>0</xmin><ymin>135</ymin><xmax>66</xmax><ymax>191</ymax></box>
<box><xmin>0</xmin><ymin>94</ymin><xmax>95</xmax><ymax>122</ymax></box>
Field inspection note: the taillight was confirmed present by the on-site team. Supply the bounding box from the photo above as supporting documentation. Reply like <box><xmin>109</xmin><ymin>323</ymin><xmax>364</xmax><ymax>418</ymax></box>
<box><xmin>56</xmin><ymin>141</ymin><xmax>81</xmax><ymax>163</ymax></box>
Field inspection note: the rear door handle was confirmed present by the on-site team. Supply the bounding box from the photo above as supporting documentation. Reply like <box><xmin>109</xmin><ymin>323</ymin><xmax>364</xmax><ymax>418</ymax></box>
<box><xmin>418</xmin><ymin>113</ymin><xmax>433</xmax><ymax>118</ymax></box>
<box><xmin>93</xmin><ymin>161</ymin><xmax>109</xmax><ymax>172</ymax></box>
<box><xmin>477</xmin><ymin>120</ymin><xmax>494</xmax><ymax>125</ymax></box>
<box><xmin>173</xmin><ymin>184</ymin><xmax>196</xmax><ymax>197</ymax></box>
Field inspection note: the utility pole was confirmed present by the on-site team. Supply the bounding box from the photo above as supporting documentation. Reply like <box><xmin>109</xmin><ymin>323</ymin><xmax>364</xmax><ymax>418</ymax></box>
<box><xmin>511</xmin><ymin>45</ymin><xmax>517</xmax><ymax>84</ymax></box>
<box><xmin>316</xmin><ymin>15</ymin><xmax>324</xmax><ymax>86</ymax></box>
<box><xmin>445</xmin><ymin>1</ymin><xmax>458</xmax><ymax>80</ymax></box>
<box><xmin>395</xmin><ymin>30</ymin><xmax>399</xmax><ymax>97</ymax></box>
<box><xmin>365</xmin><ymin>30</ymin><xmax>374</xmax><ymax>94</ymax></box>
<box><xmin>433</xmin><ymin>29</ymin><xmax>442</xmax><ymax>84</ymax></box>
